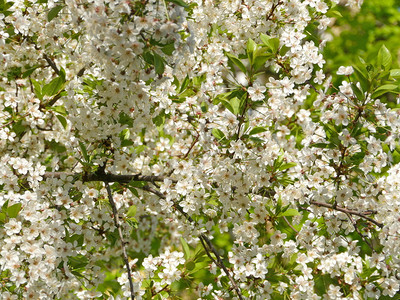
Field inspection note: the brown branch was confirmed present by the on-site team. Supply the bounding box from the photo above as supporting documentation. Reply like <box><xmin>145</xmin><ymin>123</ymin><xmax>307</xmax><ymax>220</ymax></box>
<box><xmin>282</xmin><ymin>216</ymin><xmax>298</xmax><ymax>234</ymax></box>
<box><xmin>43</xmin><ymin>53</ymin><xmax>60</xmax><ymax>75</ymax></box>
<box><xmin>40</xmin><ymin>91</ymin><xmax>64</xmax><ymax>109</ymax></box>
<box><xmin>310</xmin><ymin>200</ymin><xmax>383</xmax><ymax>228</ymax></box>
<box><xmin>43</xmin><ymin>172</ymin><xmax>175</xmax><ymax>183</ymax></box>
<box><xmin>345</xmin><ymin>212</ymin><xmax>374</xmax><ymax>250</ymax></box>
<box><xmin>182</xmin><ymin>133</ymin><xmax>199</xmax><ymax>159</ymax></box>
<box><xmin>141</xmin><ymin>185</ymin><xmax>244</xmax><ymax>300</ymax></box>
<box><xmin>105</xmin><ymin>182</ymin><xmax>135</xmax><ymax>300</ymax></box>
<box><xmin>266</xmin><ymin>1</ymin><xmax>282</xmax><ymax>21</ymax></box>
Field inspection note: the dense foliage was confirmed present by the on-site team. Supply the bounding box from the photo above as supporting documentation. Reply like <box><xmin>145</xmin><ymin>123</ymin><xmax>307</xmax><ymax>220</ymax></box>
<box><xmin>1</xmin><ymin>0</ymin><xmax>400</xmax><ymax>299</ymax></box>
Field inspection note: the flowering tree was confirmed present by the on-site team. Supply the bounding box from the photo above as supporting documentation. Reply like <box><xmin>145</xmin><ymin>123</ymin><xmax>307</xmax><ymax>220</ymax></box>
<box><xmin>1</xmin><ymin>0</ymin><xmax>400</xmax><ymax>299</ymax></box>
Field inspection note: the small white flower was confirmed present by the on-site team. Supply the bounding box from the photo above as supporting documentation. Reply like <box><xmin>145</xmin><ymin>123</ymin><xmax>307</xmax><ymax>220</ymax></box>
<box><xmin>337</xmin><ymin>66</ymin><xmax>354</xmax><ymax>76</ymax></box>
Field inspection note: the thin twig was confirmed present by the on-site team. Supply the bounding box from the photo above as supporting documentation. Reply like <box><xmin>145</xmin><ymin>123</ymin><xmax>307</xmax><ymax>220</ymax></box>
<box><xmin>40</xmin><ymin>91</ymin><xmax>63</xmax><ymax>109</ymax></box>
<box><xmin>105</xmin><ymin>182</ymin><xmax>135</xmax><ymax>300</ymax></box>
<box><xmin>282</xmin><ymin>216</ymin><xmax>299</xmax><ymax>234</ymax></box>
<box><xmin>182</xmin><ymin>133</ymin><xmax>199</xmax><ymax>159</ymax></box>
<box><xmin>199</xmin><ymin>233</ymin><xmax>243</xmax><ymax>300</ymax></box>
<box><xmin>43</xmin><ymin>53</ymin><xmax>60</xmax><ymax>75</ymax></box>
<box><xmin>141</xmin><ymin>185</ymin><xmax>244</xmax><ymax>300</ymax></box>
<box><xmin>345</xmin><ymin>212</ymin><xmax>374</xmax><ymax>250</ymax></box>
<box><xmin>266</xmin><ymin>1</ymin><xmax>282</xmax><ymax>21</ymax></box>
<box><xmin>310</xmin><ymin>200</ymin><xmax>383</xmax><ymax>228</ymax></box>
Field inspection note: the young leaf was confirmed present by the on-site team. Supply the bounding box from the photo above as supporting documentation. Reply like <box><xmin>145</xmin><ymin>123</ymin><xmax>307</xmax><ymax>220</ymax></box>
<box><xmin>7</xmin><ymin>203</ymin><xmax>22</xmax><ymax>218</ymax></box>
<box><xmin>219</xmin><ymin>99</ymin><xmax>235</xmax><ymax>115</ymax></box>
<box><xmin>43</xmin><ymin>76</ymin><xmax>65</xmax><ymax>96</ymax></box>
<box><xmin>253</xmin><ymin>51</ymin><xmax>274</xmax><ymax>71</ymax></box>
<box><xmin>352</xmin><ymin>65</ymin><xmax>370</xmax><ymax>92</ymax></box>
<box><xmin>56</xmin><ymin>114</ymin><xmax>67</xmax><ymax>129</ymax></box>
<box><xmin>127</xmin><ymin>205</ymin><xmax>137</xmax><ymax>218</ymax></box>
<box><xmin>128</xmin><ymin>186</ymin><xmax>139</xmax><ymax>197</ymax></box>
<box><xmin>279</xmin><ymin>209</ymin><xmax>300</xmax><ymax>217</ymax></box>
<box><xmin>212</xmin><ymin>128</ymin><xmax>226</xmax><ymax>142</ymax></box>
<box><xmin>79</xmin><ymin>141</ymin><xmax>89</xmax><ymax>162</ymax></box>
<box><xmin>351</xmin><ymin>83</ymin><xmax>364</xmax><ymax>101</ymax></box>
<box><xmin>389</xmin><ymin>69</ymin><xmax>400</xmax><ymax>79</ymax></box>
<box><xmin>161</xmin><ymin>43</ymin><xmax>175</xmax><ymax>55</ymax></box>
<box><xmin>371</xmin><ymin>84</ymin><xmax>398</xmax><ymax>98</ymax></box>
<box><xmin>246</xmin><ymin>38</ymin><xmax>257</xmax><ymax>64</ymax></box>
<box><xmin>226</xmin><ymin>53</ymin><xmax>247</xmax><ymax>74</ymax></box>
<box><xmin>129</xmin><ymin>181</ymin><xmax>146</xmax><ymax>188</ymax></box>
<box><xmin>260</xmin><ymin>34</ymin><xmax>279</xmax><ymax>53</ymax></box>
<box><xmin>278</xmin><ymin>162</ymin><xmax>297</xmax><ymax>171</ymax></box>
<box><xmin>326</xmin><ymin>9</ymin><xmax>343</xmax><ymax>18</ymax></box>
<box><xmin>0</xmin><ymin>212</ymin><xmax>6</xmax><ymax>224</ymax></box>
<box><xmin>249</xmin><ymin>126</ymin><xmax>267</xmax><ymax>135</ymax></box>
<box><xmin>47</xmin><ymin>5</ymin><xmax>64</xmax><ymax>22</ymax></box>
<box><xmin>229</xmin><ymin>97</ymin><xmax>241</xmax><ymax>115</ymax></box>
<box><xmin>166</xmin><ymin>0</ymin><xmax>189</xmax><ymax>8</ymax></box>
<box><xmin>31</xmin><ymin>79</ymin><xmax>43</xmax><ymax>100</ymax></box>
<box><xmin>180</xmin><ymin>237</ymin><xmax>190</xmax><ymax>260</ymax></box>
<box><xmin>377</xmin><ymin>45</ymin><xmax>392</xmax><ymax>71</ymax></box>
<box><xmin>153</xmin><ymin>52</ymin><xmax>165</xmax><ymax>75</ymax></box>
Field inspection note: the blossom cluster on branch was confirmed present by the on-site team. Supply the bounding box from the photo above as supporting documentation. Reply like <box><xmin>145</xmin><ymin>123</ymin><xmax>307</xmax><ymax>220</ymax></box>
<box><xmin>1</xmin><ymin>0</ymin><xmax>400</xmax><ymax>299</ymax></box>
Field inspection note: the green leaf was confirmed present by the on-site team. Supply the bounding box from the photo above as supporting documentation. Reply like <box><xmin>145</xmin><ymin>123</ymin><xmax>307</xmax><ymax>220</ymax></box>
<box><xmin>79</xmin><ymin>141</ymin><xmax>89</xmax><ymax>162</ymax></box>
<box><xmin>142</xmin><ymin>51</ymin><xmax>154</xmax><ymax>65</ymax></box>
<box><xmin>219</xmin><ymin>98</ymin><xmax>234</xmax><ymax>115</ymax></box>
<box><xmin>153</xmin><ymin>52</ymin><xmax>165</xmax><ymax>75</ymax></box>
<box><xmin>127</xmin><ymin>205</ymin><xmax>137</xmax><ymax>218</ymax></box>
<box><xmin>50</xmin><ymin>105</ymin><xmax>67</xmax><ymax>115</ymax></box>
<box><xmin>253</xmin><ymin>47</ymin><xmax>274</xmax><ymax>71</ymax></box>
<box><xmin>246</xmin><ymin>38</ymin><xmax>257</xmax><ymax>64</ymax></box>
<box><xmin>249</xmin><ymin>126</ymin><xmax>267</xmax><ymax>135</ymax></box>
<box><xmin>186</xmin><ymin>261</ymin><xmax>196</xmax><ymax>271</ymax></box>
<box><xmin>212</xmin><ymin>128</ymin><xmax>225</xmax><ymax>141</ymax></box>
<box><xmin>43</xmin><ymin>76</ymin><xmax>65</xmax><ymax>96</ymax></box>
<box><xmin>153</xmin><ymin>111</ymin><xmax>166</xmax><ymax>127</ymax></box>
<box><xmin>0</xmin><ymin>212</ymin><xmax>6</xmax><ymax>223</ymax></box>
<box><xmin>7</xmin><ymin>203</ymin><xmax>22</xmax><ymax>218</ymax></box>
<box><xmin>56</xmin><ymin>115</ymin><xmax>67</xmax><ymax>129</ymax></box>
<box><xmin>47</xmin><ymin>5</ymin><xmax>64</xmax><ymax>22</ymax></box>
<box><xmin>68</xmin><ymin>254</ymin><xmax>89</xmax><ymax>270</ymax></box>
<box><xmin>22</xmin><ymin>65</ymin><xmax>39</xmax><ymax>78</ymax></box>
<box><xmin>260</xmin><ymin>34</ymin><xmax>280</xmax><ymax>53</ymax></box>
<box><xmin>120</xmin><ymin>128</ymin><xmax>130</xmax><ymax>140</ymax></box>
<box><xmin>278</xmin><ymin>162</ymin><xmax>297</xmax><ymax>171</ymax></box>
<box><xmin>326</xmin><ymin>9</ymin><xmax>343</xmax><ymax>18</ymax></box>
<box><xmin>181</xmin><ymin>237</ymin><xmax>190</xmax><ymax>260</ymax></box>
<box><xmin>352</xmin><ymin>65</ymin><xmax>370</xmax><ymax>92</ymax></box>
<box><xmin>128</xmin><ymin>187</ymin><xmax>139</xmax><ymax>197</ymax></box>
<box><xmin>193</xmin><ymin>243</ymin><xmax>207</xmax><ymax>261</ymax></box>
<box><xmin>59</xmin><ymin>67</ymin><xmax>66</xmax><ymax>81</ymax></box>
<box><xmin>279</xmin><ymin>209</ymin><xmax>300</xmax><ymax>217</ymax></box>
<box><xmin>351</xmin><ymin>83</ymin><xmax>364</xmax><ymax>101</ymax></box>
<box><xmin>229</xmin><ymin>97</ymin><xmax>241</xmax><ymax>115</ymax></box>
<box><xmin>12</xmin><ymin>120</ymin><xmax>27</xmax><ymax>137</ymax></box>
<box><xmin>2</xmin><ymin>199</ymin><xmax>9</xmax><ymax>211</ymax></box>
<box><xmin>310</xmin><ymin>143</ymin><xmax>335</xmax><ymax>149</ymax></box>
<box><xmin>47</xmin><ymin>140</ymin><xmax>66</xmax><ymax>153</ymax></box>
<box><xmin>377</xmin><ymin>45</ymin><xmax>392</xmax><ymax>71</ymax></box>
<box><xmin>389</xmin><ymin>69</ymin><xmax>400</xmax><ymax>79</ymax></box>
<box><xmin>166</xmin><ymin>0</ymin><xmax>189</xmax><ymax>8</ymax></box>
<box><xmin>161</xmin><ymin>43</ymin><xmax>175</xmax><ymax>55</ymax></box>
<box><xmin>31</xmin><ymin>79</ymin><xmax>43</xmax><ymax>100</ymax></box>
<box><xmin>226</xmin><ymin>53</ymin><xmax>247</xmax><ymax>74</ymax></box>
<box><xmin>179</xmin><ymin>75</ymin><xmax>190</xmax><ymax>93</ymax></box>
<box><xmin>129</xmin><ymin>181</ymin><xmax>146</xmax><ymax>188</ymax></box>
<box><xmin>371</xmin><ymin>84</ymin><xmax>398</xmax><ymax>98</ymax></box>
